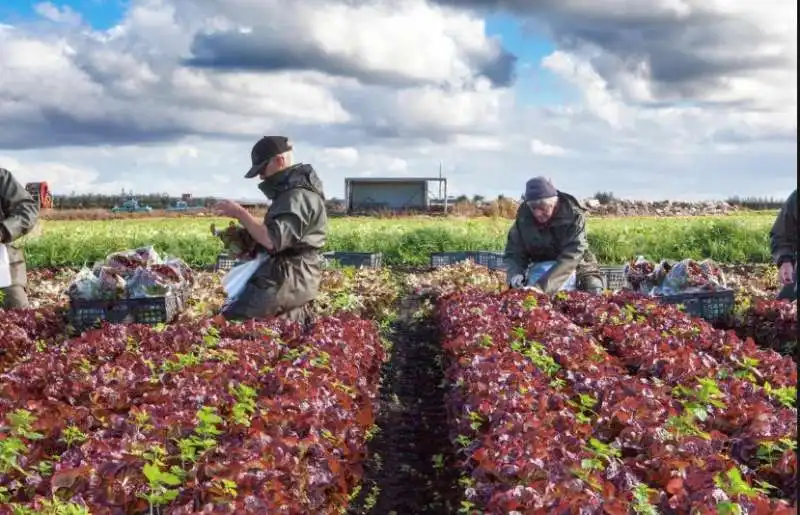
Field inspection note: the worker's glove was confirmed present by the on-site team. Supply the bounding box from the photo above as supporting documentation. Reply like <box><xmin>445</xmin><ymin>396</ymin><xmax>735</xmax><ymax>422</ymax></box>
<box><xmin>779</xmin><ymin>261</ymin><xmax>796</xmax><ymax>286</ymax></box>
<box><xmin>509</xmin><ymin>274</ymin><xmax>525</xmax><ymax>289</ymax></box>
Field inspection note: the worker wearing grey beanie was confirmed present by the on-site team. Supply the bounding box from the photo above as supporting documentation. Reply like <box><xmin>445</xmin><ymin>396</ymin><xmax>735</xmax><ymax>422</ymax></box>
<box><xmin>503</xmin><ymin>177</ymin><xmax>604</xmax><ymax>294</ymax></box>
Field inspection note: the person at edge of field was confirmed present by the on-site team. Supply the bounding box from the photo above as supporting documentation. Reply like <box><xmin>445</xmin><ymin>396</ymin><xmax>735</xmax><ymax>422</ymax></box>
<box><xmin>769</xmin><ymin>188</ymin><xmax>797</xmax><ymax>301</ymax></box>
<box><xmin>212</xmin><ymin>136</ymin><xmax>328</xmax><ymax>325</ymax></box>
<box><xmin>504</xmin><ymin>176</ymin><xmax>604</xmax><ymax>295</ymax></box>
<box><xmin>0</xmin><ymin>167</ymin><xmax>39</xmax><ymax>310</ymax></box>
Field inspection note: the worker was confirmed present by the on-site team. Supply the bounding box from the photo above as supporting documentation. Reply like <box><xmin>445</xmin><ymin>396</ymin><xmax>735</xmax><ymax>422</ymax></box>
<box><xmin>213</xmin><ymin>136</ymin><xmax>328</xmax><ymax>324</ymax></box>
<box><xmin>0</xmin><ymin>168</ymin><xmax>39</xmax><ymax>309</ymax></box>
<box><xmin>504</xmin><ymin>176</ymin><xmax>604</xmax><ymax>294</ymax></box>
<box><xmin>770</xmin><ymin>189</ymin><xmax>797</xmax><ymax>300</ymax></box>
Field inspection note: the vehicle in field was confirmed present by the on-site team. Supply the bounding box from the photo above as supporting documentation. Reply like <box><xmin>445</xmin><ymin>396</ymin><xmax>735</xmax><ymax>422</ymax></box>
<box><xmin>111</xmin><ymin>198</ymin><xmax>153</xmax><ymax>213</ymax></box>
<box><xmin>24</xmin><ymin>182</ymin><xmax>54</xmax><ymax>210</ymax></box>
<box><xmin>166</xmin><ymin>193</ymin><xmax>204</xmax><ymax>212</ymax></box>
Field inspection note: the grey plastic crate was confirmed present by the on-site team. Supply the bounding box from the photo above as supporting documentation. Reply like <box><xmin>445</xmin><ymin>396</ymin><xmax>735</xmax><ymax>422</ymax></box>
<box><xmin>214</xmin><ymin>252</ymin><xmax>245</xmax><ymax>272</ymax></box>
<box><xmin>430</xmin><ymin>252</ymin><xmax>472</xmax><ymax>268</ymax></box>
<box><xmin>430</xmin><ymin>251</ymin><xmax>505</xmax><ymax>269</ymax></box>
<box><xmin>657</xmin><ymin>288</ymin><xmax>735</xmax><ymax>322</ymax></box>
<box><xmin>325</xmin><ymin>252</ymin><xmax>383</xmax><ymax>268</ymax></box>
<box><xmin>599</xmin><ymin>265</ymin><xmax>629</xmax><ymax>291</ymax></box>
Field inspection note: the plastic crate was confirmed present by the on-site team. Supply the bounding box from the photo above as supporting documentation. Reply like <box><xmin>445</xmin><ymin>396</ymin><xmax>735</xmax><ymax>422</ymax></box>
<box><xmin>656</xmin><ymin>288</ymin><xmax>735</xmax><ymax>322</ymax></box>
<box><xmin>430</xmin><ymin>251</ymin><xmax>505</xmax><ymax>269</ymax></box>
<box><xmin>599</xmin><ymin>265</ymin><xmax>629</xmax><ymax>291</ymax></box>
<box><xmin>215</xmin><ymin>252</ymin><xmax>243</xmax><ymax>272</ymax></box>
<box><xmin>67</xmin><ymin>287</ymin><xmax>190</xmax><ymax>332</ymax></box>
<box><xmin>325</xmin><ymin>252</ymin><xmax>382</xmax><ymax>268</ymax></box>
<box><xmin>430</xmin><ymin>252</ymin><xmax>472</xmax><ymax>268</ymax></box>
<box><xmin>486</xmin><ymin>253</ymin><xmax>506</xmax><ymax>271</ymax></box>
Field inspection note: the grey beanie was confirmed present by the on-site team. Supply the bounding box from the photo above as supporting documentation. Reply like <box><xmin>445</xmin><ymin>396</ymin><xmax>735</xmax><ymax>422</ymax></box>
<box><xmin>524</xmin><ymin>176</ymin><xmax>557</xmax><ymax>201</ymax></box>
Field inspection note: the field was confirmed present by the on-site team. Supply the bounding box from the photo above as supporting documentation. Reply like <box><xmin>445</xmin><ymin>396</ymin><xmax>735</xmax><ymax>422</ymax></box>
<box><xmin>20</xmin><ymin>212</ymin><xmax>778</xmax><ymax>268</ymax></box>
<box><xmin>0</xmin><ymin>211</ymin><xmax>796</xmax><ymax>514</ymax></box>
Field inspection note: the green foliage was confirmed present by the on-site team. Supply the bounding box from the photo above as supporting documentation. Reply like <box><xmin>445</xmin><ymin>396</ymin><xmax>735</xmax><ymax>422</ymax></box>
<box><xmin>20</xmin><ymin>213</ymin><xmax>774</xmax><ymax>268</ymax></box>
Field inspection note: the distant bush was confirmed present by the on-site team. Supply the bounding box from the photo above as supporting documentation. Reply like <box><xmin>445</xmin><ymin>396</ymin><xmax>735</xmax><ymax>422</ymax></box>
<box><xmin>593</xmin><ymin>191</ymin><xmax>617</xmax><ymax>205</ymax></box>
<box><xmin>726</xmin><ymin>196</ymin><xmax>786</xmax><ymax>211</ymax></box>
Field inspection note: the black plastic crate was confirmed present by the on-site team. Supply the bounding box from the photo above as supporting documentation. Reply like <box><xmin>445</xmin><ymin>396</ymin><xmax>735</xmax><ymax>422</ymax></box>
<box><xmin>325</xmin><ymin>252</ymin><xmax>382</xmax><ymax>268</ymax></box>
<box><xmin>599</xmin><ymin>265</ymin><xmax>629</xmax><ymax>291</ymax></box>
<box><xmin>486</xmin><ymin>253</ymin><xmax>506</xmax><ymax>271</ymax></box>
<box><xmin>656</xmin><ymin>288</ymin><xmax>735</xmax><ymax>322</ymax></box>
<box><xmin>67</xmin><ymin>287</ymin><xmax>189</xmax><ymax>332</ymax></box>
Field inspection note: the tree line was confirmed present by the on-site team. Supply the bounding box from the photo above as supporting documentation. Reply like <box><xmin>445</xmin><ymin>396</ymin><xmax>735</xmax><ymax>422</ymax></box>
<box><xmin>49</xmin><ymin>190</ymin><xmax>785</xmax><ymax>211</ymax></box>
<box><xmin>51</xmin><ymin>192</ymin><xmax>348</xmax><ymax>211</ymax></box>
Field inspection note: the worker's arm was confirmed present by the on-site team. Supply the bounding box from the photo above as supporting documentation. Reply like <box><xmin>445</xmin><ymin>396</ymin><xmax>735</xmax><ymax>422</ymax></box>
<box><xmin>770</xmin><ymin>190</ymin><xmax>797</xmax><ymax>265</ymax></box>
<box><xmin>236</xmin><ymin>208</ymin><xmax>276</xmax><ymax>253</ymax></box>
<box><xmin>535</xmin><ymin>215</ymin><xmax>588</xmax><ymax>295</ymax></box>
<box><xmin>0</xmin><ymin>169</ymin><xmax>39</xmax><ymax>244</ymax></box>
<box><xmin>503</xmin><ymin>221</ymin><xmax>529</xmax><ymax>284</ymax></box>
<box><xmin>234</xmin><ymin>196</ymin><xmax>309</xmax><ymax>255</ymax></box>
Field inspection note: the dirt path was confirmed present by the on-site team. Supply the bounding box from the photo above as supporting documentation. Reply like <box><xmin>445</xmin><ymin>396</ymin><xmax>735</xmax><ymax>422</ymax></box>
<box><xmin>349</xmin><ymin>295</ymin><xmax>461</xmax><ymax>514</ymax></box>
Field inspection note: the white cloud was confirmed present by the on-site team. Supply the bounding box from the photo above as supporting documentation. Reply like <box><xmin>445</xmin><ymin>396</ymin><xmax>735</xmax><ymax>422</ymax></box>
<box><xmin>0</xmin><ymin>0</ymin><xmax>794</xmax><ymax>201</ymax></box>
<box><xmin>322</xmin><ymin>147</ymin><xmax>359</xmax><ymax>166</ymax></box>
<box><xmin>0</xmin><ymin>155</ymin><xmax>132</xmax><ymax>195</ymax></box>
<box><xmin>530</xmin><ymin>139</ymin><xmax>567</xmax><ymax>156</ymax></box>
<box><xmin>33</xmin><ymin>2</ymin><xmax>82</xmax><ymax>25</ymax></box>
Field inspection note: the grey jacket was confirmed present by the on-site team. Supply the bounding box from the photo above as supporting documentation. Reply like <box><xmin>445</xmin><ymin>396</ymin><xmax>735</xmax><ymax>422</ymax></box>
<box><xmin>0</xmin><ymin>168</ymin><xmax>39</xmax><ymax>287</ymax></box>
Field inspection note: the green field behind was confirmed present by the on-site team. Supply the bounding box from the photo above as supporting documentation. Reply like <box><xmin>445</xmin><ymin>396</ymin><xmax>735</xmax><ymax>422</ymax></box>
<box><xmin>20</xmin><ymin>212</ymin><xmax>778</xmax><ymax>268</ymax></box>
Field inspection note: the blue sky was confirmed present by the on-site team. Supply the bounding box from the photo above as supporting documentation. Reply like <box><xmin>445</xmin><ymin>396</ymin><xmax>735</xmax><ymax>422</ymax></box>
<box><xmin>0</xmin><ymin>0</ymin><xmax>124</xmax><ymax>28</ymax></box>
<box><xmin>484</xmin><ymin>12</ymin><xmax>574</xmax><ymax>106</ymax></box>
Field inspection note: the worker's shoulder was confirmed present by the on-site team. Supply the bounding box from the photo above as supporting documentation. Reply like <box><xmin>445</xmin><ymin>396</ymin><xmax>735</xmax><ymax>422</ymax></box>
<box><xmin>282</xmin><ymin>185</ymin><xmax>325</xmax><ymax>204</ymax></box>
<box><xmin>557</xmin><ymin>191</ymin><xmax>588</xmax><ymax>214</ymax></box>
<box><xmin>272</xmin><ymin>187</ymin><xmax>325</xmax><ymax>217</ymax></box>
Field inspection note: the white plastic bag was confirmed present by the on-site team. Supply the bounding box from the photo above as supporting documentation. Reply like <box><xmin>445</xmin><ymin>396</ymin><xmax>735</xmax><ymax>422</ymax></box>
<box><xmin>65</xmin><ymin>266</ymin><xmax>101</xmax><ymax>300</ymax></box>
<box><xmin>0</xmin><ymin>244</ymin><xmax>10</xmax><ymax>288</ymax></box>
<box><xmin>525</xmin><ymin>260</ymin><xmax>576</xmax><ymax>291</ymax></box>
<box><xmin>222</xmin><ymin>253</ymin><xmax>269</xmax><ymax>301</ymax></box>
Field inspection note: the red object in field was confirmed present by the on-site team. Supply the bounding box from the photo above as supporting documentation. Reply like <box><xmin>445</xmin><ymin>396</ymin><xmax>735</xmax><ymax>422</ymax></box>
<box><xmin>25</xmin><ymin>182</ymin><xmax>54</xmax><ymax>209</ymax></box>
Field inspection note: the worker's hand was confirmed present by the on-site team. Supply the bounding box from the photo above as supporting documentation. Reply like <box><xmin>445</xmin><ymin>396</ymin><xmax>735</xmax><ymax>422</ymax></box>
<box><xmin>213</xmin><ymin>200</ymin><xmax>245</xmax><ymax>220</ymax></box>
<box><xmin>509</xmin><ymin>274</ymin><xmax>525</xmax><ymax>288</ymax></box>
<box><xmin>779</xmin><ymin>261</ymin><xmax>795</xmax><ymax>285</ymax></box>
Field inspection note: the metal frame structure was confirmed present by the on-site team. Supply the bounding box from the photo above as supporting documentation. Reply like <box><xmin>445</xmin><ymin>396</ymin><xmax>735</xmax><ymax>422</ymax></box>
<box><xmin>344</xmin><ymin>177</ymin><xmax>448</xmax><ymax>214</ymax></box>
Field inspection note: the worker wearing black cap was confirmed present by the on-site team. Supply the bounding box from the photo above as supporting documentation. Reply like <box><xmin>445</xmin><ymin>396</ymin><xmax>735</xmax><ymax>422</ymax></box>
<box><xmin>504</xmin><ymin>176</ymin><xmax>603</xmax><ymax>294</ymax></box>
<box><xmin>213</xmin><ymin>136</ymin><xmax>328</xmax><ymax>324</ymax></box>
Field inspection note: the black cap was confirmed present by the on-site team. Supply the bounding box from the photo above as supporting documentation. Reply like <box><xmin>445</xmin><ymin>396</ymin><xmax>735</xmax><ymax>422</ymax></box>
<box><xmin>245</xmin><ymin>136</ymin><xmax>293</xmax><ymax>178</ymax></box>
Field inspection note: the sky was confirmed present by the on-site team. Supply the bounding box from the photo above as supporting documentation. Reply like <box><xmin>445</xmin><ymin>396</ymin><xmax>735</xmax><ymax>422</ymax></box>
<box><xmin>0</xmin><ymin>0</ymin><xmax>796</xmax><ymax>202</ymax></box>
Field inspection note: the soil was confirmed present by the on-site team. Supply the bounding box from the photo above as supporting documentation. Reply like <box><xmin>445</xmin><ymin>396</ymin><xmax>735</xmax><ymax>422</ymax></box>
<box><xmin>348</xmin><ymin>295</ymin><xmax>462</xmax><ymax>514</ymax></box>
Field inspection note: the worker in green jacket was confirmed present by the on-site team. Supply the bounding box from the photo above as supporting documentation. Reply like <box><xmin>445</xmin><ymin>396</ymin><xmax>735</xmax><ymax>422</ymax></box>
<box><xmin>770</xmin><ymin>189</ymin><xmax>797</xmax><ymax>300</ymax></box>
<box><xmin>0</xmin><ymin>168</ymin><xmax>39</xmax><ymax>309</ymax></box>
<box><xmin>504</xmin><ymin>177</ymin><xmax>603</xmax><ymax>294</ymax></box>
<box><xmin>213</xmin><ymin>136</ymin><xmax>328</xmax><ymax>324</ymax></box>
